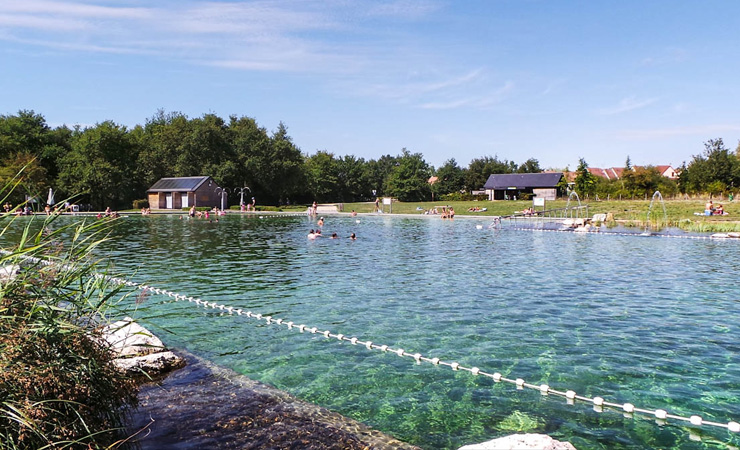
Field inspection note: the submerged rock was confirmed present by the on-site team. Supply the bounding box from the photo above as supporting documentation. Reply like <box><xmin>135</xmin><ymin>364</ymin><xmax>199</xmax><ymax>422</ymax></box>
<box><xmin>458</xmin><ymin>433</ymin><xmax>576</xmax><ymax>450</ymax></box>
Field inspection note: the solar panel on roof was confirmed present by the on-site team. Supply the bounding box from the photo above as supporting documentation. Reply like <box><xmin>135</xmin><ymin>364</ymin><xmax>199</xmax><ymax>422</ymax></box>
<box><xmin>147</xmin><ymin>176</ymin><xmax>211</xmax><ymax>192</ymax></box>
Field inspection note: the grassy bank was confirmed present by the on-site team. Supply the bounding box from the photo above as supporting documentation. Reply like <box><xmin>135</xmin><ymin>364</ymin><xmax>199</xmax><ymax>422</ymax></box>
<box><xmin>340</xmin><ymin>199</ymin><xmax>740</xmax><ymax>232</ymax></box>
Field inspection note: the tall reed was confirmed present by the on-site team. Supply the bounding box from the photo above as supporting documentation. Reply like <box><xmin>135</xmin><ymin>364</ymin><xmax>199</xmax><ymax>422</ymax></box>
<box><xmin>0</xmin><ymin>177</ymin><xmax>137</xmax><ymax>449</ymax></box>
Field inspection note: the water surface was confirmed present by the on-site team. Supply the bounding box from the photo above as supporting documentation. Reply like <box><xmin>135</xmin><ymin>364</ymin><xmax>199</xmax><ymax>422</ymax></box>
<box><xmin>4</xmin><ymin>214</ymin><xmax>739</xmax><ymax>449</ymax></box>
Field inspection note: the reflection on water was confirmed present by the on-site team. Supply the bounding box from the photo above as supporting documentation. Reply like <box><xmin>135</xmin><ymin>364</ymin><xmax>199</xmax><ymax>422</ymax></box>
<box><xmin>3</xmin><ymin>214</ymin><xmax>740</xmax><ymax>450</ymax></box>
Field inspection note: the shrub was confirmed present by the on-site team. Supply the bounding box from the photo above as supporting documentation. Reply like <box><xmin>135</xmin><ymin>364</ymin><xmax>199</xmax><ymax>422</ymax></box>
<box><xmin>132</xmin><ymin>199</ymin><xmax>149</xmax><ymax>209</ymax></box>
<box><xmin>440</xmin><ymin>192</ymin><xmax>474</xmax><ymax>201</ymax></box>
<box><xmin>0</xmin><ymin>200</ymin><xmax>138</xmax><ymax>448</ymax></box>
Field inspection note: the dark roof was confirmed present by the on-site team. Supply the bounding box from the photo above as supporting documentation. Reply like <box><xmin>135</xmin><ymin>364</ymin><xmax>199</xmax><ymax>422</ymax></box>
<box><xmin>147</xmin><ymin>176</ymin><xmax>213</xmax><ymax>192</ymax></box>
<box><xmin>483</xmin><ymin>173</ymin><xmax>563</xmax><ymax>190</ymax></box>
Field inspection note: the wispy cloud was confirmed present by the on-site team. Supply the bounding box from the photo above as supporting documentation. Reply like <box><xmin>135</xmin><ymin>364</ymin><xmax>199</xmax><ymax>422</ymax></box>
<box><xmin>419</xmin><ymin>81</ymin><xmax>514</xmax><ymax>110</ymax></box>
<box><xmin>617</xmin><ymin>124</ymin><xmax>740</xmax><ymax>140</ymax></box>
<box><xmin>640</xmin><ymin>47</ymin><xmax>688</xmax><ymax>66</ymax></box>
<box><xmin>597</xmin><ymin>95</ymin><xmax>658</xmax><ymax>115</ymax></box>
<box><xmin>0</xmin><ymin>0</ymin><xmax>496</xmax><ymax>107</ymax></box>
<box><xmin>364</xmin><ymin>0</ymin><xmax>443</xmax><ymax>19</ymax></box>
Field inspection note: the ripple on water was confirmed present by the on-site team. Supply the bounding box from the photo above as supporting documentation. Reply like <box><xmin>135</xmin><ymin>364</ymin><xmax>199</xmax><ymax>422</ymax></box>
<box><xmin>3</xmin><ymin>214</ymin><xmax>739</xmax><ymax>450</ymax></box>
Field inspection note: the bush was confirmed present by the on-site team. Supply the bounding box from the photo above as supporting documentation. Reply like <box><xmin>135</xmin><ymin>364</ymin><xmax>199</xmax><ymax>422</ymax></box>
<box><xmin>440</xmin><ymin>192</ymin><xmax>475</xmax><ymax>201</ymax></box>
<box><xmin>132</xmin><ymin>199</ymin><xmax>149</xmax><ymax>209</ymax></box>
<box><xmin>0</xmin><ymin>205</ymin><xmax>138</xmax><ymax>448</ymax></box>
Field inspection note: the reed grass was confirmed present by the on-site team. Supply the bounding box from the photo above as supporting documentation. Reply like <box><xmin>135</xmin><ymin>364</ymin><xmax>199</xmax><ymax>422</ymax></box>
<box><xmin>0</xmin><ymin>176</ymin><xmax>138</xmax><ymax>449</ymax></box>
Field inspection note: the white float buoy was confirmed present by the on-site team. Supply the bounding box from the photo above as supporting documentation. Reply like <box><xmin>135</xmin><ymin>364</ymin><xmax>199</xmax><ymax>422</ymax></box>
<box><xmin>476</xmin><ymin>224</ymin><xmax>483</xmax><ymax>229</ymax></box>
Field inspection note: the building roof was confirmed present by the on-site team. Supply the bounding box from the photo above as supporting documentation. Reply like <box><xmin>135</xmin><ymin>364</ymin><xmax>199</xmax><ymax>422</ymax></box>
<box><xmin>147</xmin><ymin>176</ymin><xmax>213</xmax><ymax>192</ymax></box>
<box><xmin>587</xmin><ymin>165</ymin><xmax>677</xmax><ymax>180</ymax></box>
<box><xmin>483</xmin><ymin>172</ymin><xmax>563</xmax><ymax>190</ymax></box>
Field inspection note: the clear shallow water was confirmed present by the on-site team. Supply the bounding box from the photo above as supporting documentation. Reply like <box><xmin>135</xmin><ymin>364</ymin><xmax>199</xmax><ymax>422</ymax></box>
<box><xmin>4</xmin><ymin>214</ymin><xmax>740</xmax><ymax>449</ymax></box>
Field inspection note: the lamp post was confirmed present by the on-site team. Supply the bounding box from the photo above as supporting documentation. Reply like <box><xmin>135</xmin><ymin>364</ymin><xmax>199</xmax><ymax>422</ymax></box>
<box><xmin>214</xmin><ymin>187</ymin><xmax>229</xmax><ymax>211</ymax></box>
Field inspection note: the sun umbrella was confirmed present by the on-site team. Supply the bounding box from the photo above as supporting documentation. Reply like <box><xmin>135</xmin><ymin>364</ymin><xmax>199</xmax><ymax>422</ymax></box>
<box><xmin>47</xmin><ymin>188</ymin><xmax>54</xmax><ymax>205</ymax></box>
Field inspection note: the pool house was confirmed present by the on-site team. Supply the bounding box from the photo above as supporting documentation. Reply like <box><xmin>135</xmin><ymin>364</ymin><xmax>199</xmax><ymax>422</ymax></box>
<box><xmin>147</xmin><ymin>176</ymin><xmax>222</xmax><ymax>210</ymax></box>
<box><xmin>483</xmin><ymin>172</ymin><xmax>563</xmax><ymax>201</ymax></box>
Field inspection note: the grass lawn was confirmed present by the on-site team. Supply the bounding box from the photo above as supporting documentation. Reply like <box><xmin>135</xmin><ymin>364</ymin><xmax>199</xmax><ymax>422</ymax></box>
<box><xmin>340</xmin><ymin>198</ymin><xmax>740</xmax><ymax>232</ymax></box>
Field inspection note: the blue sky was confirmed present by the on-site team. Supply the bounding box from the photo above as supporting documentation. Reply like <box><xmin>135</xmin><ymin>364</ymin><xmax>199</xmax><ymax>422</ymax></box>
<box><xmin>2</xmin><ymin>1</ymin><xmax>740</xmax><ymax>171</ymax></box>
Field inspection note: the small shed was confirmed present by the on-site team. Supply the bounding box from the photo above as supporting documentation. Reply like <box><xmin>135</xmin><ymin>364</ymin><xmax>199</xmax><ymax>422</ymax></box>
<box><xmin>483</xmin><ymin>173</ymin><xmax>563</xmax><ymax>201</ymax></box>
<box><xmin>147</xmin><ymin>176</ymin><xmax>221</xmax><ymax>210</ymax></box>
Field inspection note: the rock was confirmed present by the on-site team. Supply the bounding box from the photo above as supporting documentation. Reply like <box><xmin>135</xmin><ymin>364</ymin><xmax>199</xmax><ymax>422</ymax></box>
<box><xmin>102</xmin><ymin>317</ymin><xmax>165</xmax><ymax>357</ymax></box>
<box><xmin>113</xmin><ymin>350</ymin><xmax>184</xmax><ymax>375</ymax></box>
<box><xmin>101</xmin><ymin>317</ymin><xmax>184</xmax><ymax>376</ymax></box>
<box><xmin>458</xmin><ymin>433</ymin><xmax>577</xmax><ymax>450</ymax></box>
<box><xmin>0</xmin><ymin>264</ymin><xmax>20</xmax><ymax>282</ymax></box>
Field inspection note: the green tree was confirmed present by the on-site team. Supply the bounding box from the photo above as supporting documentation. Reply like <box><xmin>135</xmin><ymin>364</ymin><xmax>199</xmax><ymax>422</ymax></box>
<box><xmin>679</xmin><ymin>138</ymin><xmax>740</xmax><ymax>195</ymax></box>
<box><xmin>305</xmin><ymin>151</ymin><xmax>340</xmax><ymax>202</ymax></box>
<box><xmin>385</xmin><ymin>149</ymin><xmax>431</xmax><ymax>202</ymax></box>
<box><xmin>137</xmin><ymin>110</ymin><xmax>192</xmax><ymax>188</ymax></box>
<box><xmin>516</xmin><ymin>158</ymin><xmax>542</xmax><ymax>173</ymax></box>
<box><xmin>0</xmin><ymin>110</ymin><xmax>50</xmax><ymax>161</ymax></box>
<box><xmin>435</xmin><ymin>158</ymin><xmax>466</xmax><ymax>195</ymax></box>
<box><xmin>336</xmin><ymin>155</ymin><xmax>371</xmax><ymax>202</ymax></box>
<box><xmin>0</xmin><ymin>111</ymin><xmax>66</xmax><ymax>204</ymax></box>
<box><xmin>57</xmin><ymin>121</ymin><xmax>139</xmax><ymax>210</ymax></box>
<box><xmin>630</xmin><ymin>166</ymin><xmax>662</xmax><ymax>198</ymax></box>
<box><xmin>465</xmin><ymin>156</ymin><xmax>515</xmax><ymax>191</ymax></box>
<box><xmin>365</xmin><ymin>155</ymin><xmax>399</xmax><ymax>198</ymax></box>
<box><xmin>574</xmin><ymin>158</ymin><xmax>596</xmax><ymax>198</ymax></box>
<box><xmin>0</xmin><ymin>153</ymin><xmax>48</xmax><ymax>207</ymax></box>
<box><xmin>228</xmin><ymin>114</ymin><xmax>271</xmax><ymax>195</ymax></box>
<box><xmin>250</xmin><ymin>122</ymin><xmax>305</xmax><ymax>204</ymax></box>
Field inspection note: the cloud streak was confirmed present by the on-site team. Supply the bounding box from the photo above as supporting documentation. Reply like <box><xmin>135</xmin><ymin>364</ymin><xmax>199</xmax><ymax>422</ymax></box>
<box><xmin>597</xmin><ymin>95</ymin><xmax>658</xmax><ymax>115</ymax></box>
<box><xmin>0</xmin><ymin>0</ymin><xmax>519</xmax><ymax>112</ymax></box>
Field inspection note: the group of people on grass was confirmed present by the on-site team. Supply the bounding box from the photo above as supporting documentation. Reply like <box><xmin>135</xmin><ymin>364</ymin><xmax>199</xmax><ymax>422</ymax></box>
<box><xmin>424</xmin><ymin>206</ymin><xmax>455</xmax><ymax>218</ymax></box>
<box><xmin>705</xmin><ymin>200</ymin><xmax>727</xmax><ymax>216</ymax></box>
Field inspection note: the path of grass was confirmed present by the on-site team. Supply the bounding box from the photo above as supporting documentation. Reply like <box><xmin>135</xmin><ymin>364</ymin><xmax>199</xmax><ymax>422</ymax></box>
<box><xmin>339</xmin><ymin>199</ymin><xmax>740</xmax><ymax>232</ymax></box>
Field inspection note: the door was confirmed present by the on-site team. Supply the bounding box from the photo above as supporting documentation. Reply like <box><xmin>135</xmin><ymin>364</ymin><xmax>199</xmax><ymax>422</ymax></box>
<box><xmin>165</xmin><ymin>193</ymin><xmax>172</xmax><ymax>209</ymax></box>
<box><xmin>181</xmin><ymin>193</ymin><xmax>189</xmax><ymax>208</ymax></box>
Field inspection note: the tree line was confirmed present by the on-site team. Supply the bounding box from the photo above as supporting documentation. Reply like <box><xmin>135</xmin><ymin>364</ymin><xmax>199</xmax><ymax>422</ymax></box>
<box><xmin>569</xmin><ymin>139</ymin><xmax>740</xmax><ymax>200</ymax></box>
<box><xmin>0</xmin><ymin>110</ymin><xmax>542</xmax><ymax>209</ymax></box>
<box><xmin>2</xmin><ymin>110</ymin><xmax>737</xmax><ymax>209</ymax></box>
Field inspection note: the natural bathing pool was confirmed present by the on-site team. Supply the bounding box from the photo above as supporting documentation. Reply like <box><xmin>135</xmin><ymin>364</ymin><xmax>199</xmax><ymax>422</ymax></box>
<box><xmin>5</xmin><ymin>214</ymin><xmax>740</xmax><ymax>449</ymax></box>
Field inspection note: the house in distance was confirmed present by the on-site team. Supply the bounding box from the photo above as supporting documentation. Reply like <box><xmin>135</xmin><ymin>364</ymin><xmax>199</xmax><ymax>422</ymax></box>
<box><xmin>147</xmin><ymin>176</ymin><xmax>222</xmax><ymax>210</ymax></box>
<box><xmin>483</xmin><ymin>173</ymin><xmax>563</xmax><ymax>201</ymax></box>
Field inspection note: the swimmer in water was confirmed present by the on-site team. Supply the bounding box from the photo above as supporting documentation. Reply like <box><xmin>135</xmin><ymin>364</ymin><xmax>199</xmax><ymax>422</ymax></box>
<box><xmin>317</xmin><ymin>217</ymin><xmax>324</xmax><ymax>227</ymax></box>
<box><xmin>350</xmin><ymin>233</ymin><xmax>356</xmax><ymax>240</ymax></box>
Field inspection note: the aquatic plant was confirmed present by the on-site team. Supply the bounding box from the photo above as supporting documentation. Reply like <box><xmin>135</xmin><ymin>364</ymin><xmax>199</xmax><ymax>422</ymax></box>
<box><xmin>497</xmin><ymin>410</ymin><xmax>544</xmax><ymax>432</ymax></box>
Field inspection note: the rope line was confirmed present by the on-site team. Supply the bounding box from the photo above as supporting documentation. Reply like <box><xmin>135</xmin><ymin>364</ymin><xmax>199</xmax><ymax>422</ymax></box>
<box><xmin>96</xmin><ymin>275</ymin><xmax>739</xmax><ymax>436</ymax></box>
<box><xmin>4</xmin><ymin>249</ymin><xmax>739</xmax><ymax>438</ymax></box>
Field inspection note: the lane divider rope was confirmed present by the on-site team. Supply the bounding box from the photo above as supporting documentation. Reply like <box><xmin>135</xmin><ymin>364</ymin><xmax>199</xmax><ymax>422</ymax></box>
<box><xmin>3</xmin><ymin>249</ymin><xmax>738</xmax><ymax>439</ymax></box>
<box><xmin>95</xmin><ymin>274</ymin><xmax>740</xmax><ymax>436</ymax></box>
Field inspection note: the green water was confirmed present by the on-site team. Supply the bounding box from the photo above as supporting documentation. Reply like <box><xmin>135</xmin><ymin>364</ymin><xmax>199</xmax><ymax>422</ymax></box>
<box><xmin>4</xmin><ymin>214</ymin><xmax>740</xmax><ymax>449</ymax></box>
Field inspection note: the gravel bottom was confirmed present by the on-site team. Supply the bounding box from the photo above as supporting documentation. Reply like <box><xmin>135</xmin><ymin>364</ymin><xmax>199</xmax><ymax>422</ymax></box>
<box><xmin>128</xmin><ymin>350</ymin><xmax>421</xmax><ymax>450</ymax></box>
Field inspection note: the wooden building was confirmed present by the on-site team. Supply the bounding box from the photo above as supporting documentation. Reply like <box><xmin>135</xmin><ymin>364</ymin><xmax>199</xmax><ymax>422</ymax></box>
<box><xmin>147</xmin><ymin>176</ymin><xmax>222</xmax><ymax>210</ymax></box>
<box><xmin>483</xmin><ymin>173</ymin><xmax>563</xmax><ymax>201</ymax></box>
